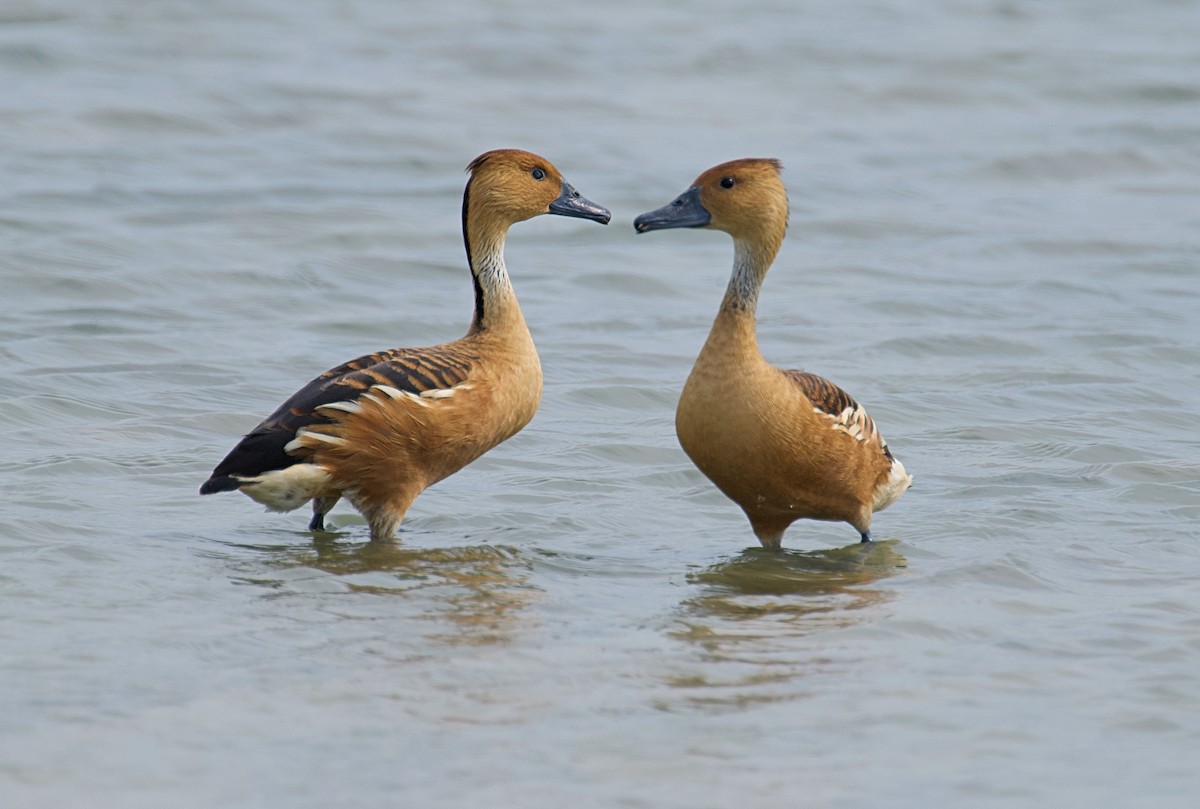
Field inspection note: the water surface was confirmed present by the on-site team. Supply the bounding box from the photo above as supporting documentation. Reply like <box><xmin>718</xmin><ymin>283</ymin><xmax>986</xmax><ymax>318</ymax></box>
<box><xmin>3</xmin><ymin>1</ymin><xmax>1199</xmax><ymax>807</ymax></box>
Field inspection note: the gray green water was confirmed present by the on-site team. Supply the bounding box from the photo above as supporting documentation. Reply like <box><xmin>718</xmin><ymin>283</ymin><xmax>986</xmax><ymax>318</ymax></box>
<box><xmin>3</xmin><ymin>1</ymin><xmax>1199</xmax><ymax>806</ymax></box>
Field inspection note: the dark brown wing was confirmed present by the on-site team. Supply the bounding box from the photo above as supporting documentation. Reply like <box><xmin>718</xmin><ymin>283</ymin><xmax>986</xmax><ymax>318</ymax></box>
<box><xmin>200</xmin><ymin>345</ymin><xmax>475</xmax><ymax>493</ymax></box>
<box><xmin>784</xmin><ymin>369</ymin><xmax>887</xmax><ymax>454</ymax></box>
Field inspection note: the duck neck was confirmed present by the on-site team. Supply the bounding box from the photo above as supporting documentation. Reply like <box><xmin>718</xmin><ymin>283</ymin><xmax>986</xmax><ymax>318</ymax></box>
<box><xmin>462</xmin><ymin>195</ymin><xmax>525</xmax><ymax>336</ymax></box>
<box><xmin>706</xmin><ymin>237</ymin><xmax>777</xmax><ymax>357</ymax></box>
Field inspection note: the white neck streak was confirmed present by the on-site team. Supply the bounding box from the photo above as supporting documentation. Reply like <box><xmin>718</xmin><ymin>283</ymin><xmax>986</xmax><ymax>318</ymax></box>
<box><xmin>473</xmin><ymin>232</ymin><xmax>510</xmax><ymax>293</ymax></box>
<box><xmin>467</xmin><ymin>223</ymin><xmax>524</xmax><ymax>334</ymax></box>
<box><xmin>721</xmin><ymin>238</ymin><xmax>772</xmax><ymax>315</ymax></box>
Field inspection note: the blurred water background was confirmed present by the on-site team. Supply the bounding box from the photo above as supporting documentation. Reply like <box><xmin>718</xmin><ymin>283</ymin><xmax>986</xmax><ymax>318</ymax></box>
<box><xmin>2</xmin><ymin>1</ymin><xmax>1199</xmax><ymax>806</ymax></box>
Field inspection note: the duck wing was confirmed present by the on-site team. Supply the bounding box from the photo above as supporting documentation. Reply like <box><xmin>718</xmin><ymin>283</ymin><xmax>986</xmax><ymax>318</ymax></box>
<box><xmin>783</xmin><ymin>369</ymin><xmax>889</xmax><ymax>454</ymax></box>
<box><xmin>200</xmin><ymin>345</ymin><xmax>475</xmax><ymax>493</ymax></box>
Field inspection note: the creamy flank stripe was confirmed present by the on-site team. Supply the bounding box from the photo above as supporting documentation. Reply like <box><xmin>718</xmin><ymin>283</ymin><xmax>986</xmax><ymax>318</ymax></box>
<box><xmin>815</xmin><ymin>403</ymin><xmax>878</xmax><ymax>444</ymax></box>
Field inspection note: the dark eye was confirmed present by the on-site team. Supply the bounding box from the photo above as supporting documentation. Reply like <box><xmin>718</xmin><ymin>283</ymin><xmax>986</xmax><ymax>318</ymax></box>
<box><xmin>531</xmin><ymin>168</ymin><xmax>546</xmax><ymax>181</ymax></box>
<box><xmin>720</xmin><ymin>177</ymin><xmax>735</xmax><ymax>189</ymax></box>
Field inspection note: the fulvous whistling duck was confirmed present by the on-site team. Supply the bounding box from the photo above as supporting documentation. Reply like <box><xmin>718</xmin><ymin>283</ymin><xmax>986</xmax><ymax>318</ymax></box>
<box><xmin>201</xmin><ymin>149</ymin><xmax>610</xmax><ymax>541</ymax></box>
<box><xmin>634</xmin><ymin>158</ymin><xmax>911</xmax><ymax>549</ymax></box>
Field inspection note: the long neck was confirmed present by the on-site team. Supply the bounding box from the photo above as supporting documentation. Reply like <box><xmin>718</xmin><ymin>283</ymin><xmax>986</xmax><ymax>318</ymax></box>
<box><xmin>704</xmin><ymin>236</ymin><xmax>780</xmax><ymax>357</ymax></box>
<box><xmin>721</xmin><ymin>238</ymin><xmax>775</xmax><ymax>313</ymax></box>
<box><xmin>462</xmin><ymin>188</ymin><xmax>524</xmax><ymax>335</ymax></box>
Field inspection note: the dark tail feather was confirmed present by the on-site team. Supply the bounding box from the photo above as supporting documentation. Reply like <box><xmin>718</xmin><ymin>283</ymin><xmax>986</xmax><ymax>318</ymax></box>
<box><xmin>199</xmin><ymin>475</ymin><xmax>241</xmax><ymax>495</ymax></box>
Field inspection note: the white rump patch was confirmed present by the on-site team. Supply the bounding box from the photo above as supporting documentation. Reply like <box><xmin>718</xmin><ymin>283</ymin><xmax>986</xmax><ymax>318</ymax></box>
<box><xmin>872</xmin><ymin>455</ymin><xmax>913</xmax><ymax>512</ymax></box>
<box><xmin>236</xmin><ymin>463</ymin><xmax>332</xmax><ymax>512</ymax></box>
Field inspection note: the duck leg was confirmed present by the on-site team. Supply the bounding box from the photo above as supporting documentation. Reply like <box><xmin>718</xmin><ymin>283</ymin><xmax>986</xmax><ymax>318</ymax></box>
<box><xmin>309</xmin><ymin>496</ymin><xmax>339</xmax><ymax>532</ymax></box>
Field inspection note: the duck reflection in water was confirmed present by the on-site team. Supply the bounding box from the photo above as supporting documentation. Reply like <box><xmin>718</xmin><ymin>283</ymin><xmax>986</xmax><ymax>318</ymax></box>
<box><xmin>229</xmin><ymin>533</ymin><xmax>537</xmax><ymax>646</ymax></box>
<box><xmin>675</xmin><ymin>539</ymin><xmax>906</xmax><ymax>642</ymax></box>
<box><xmin>665</xmin><ymin>540</ymin><xmax>906</xmax><ymax>709</ymax></box>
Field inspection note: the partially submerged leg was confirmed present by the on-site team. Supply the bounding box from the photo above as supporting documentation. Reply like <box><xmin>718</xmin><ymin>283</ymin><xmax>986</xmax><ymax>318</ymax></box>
<box><xmin>309</xmin><ymin>495</ymin><xmax>340</xmax><ymax>532</ymax></box>
<box><xmin>750</xmin><ymin>517</ymin><xmax>788</xmax><ymax>551</ymax></box>
<box><xmin>854</xmin><ymin>510</ymin><xmax>874</xmax><ymax>544</ymax></box>
<box><xmin>355</xmin><ymin>492</ymin><xmax>417</xmax><ymax>542</ymax></box>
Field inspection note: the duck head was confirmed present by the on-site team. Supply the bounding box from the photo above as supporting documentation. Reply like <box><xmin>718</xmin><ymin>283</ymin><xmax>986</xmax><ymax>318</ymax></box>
<box><xmin>465</xmin><ymin>149</ymin><xmax>611</xmax><ymax>226</ymax></box>
<box><xmin>633</xmin><ymin>158</ymin><xmax>788</xmax><ymax>244</ymax></box>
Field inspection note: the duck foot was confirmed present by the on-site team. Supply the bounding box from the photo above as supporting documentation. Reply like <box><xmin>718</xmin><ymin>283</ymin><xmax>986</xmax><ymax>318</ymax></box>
<box><xmin>860</xmin><ymin>530</ymin><xmax>873</xmax><ymax>543</ymax></box>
